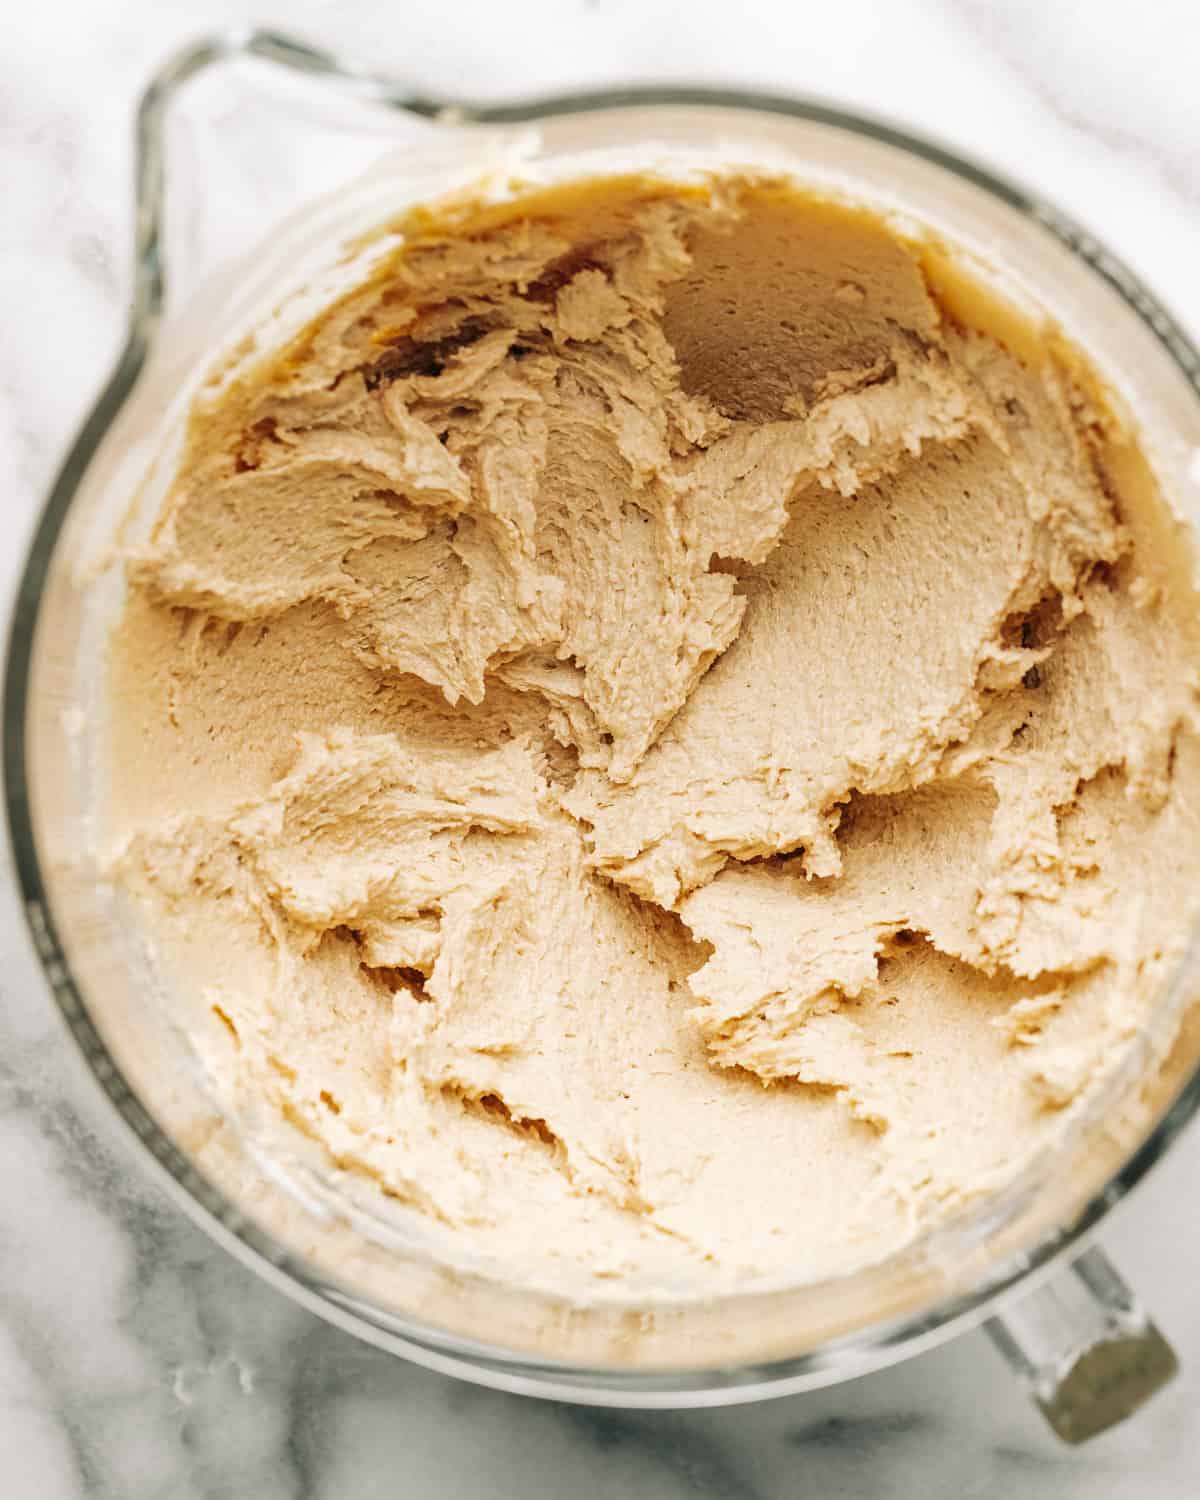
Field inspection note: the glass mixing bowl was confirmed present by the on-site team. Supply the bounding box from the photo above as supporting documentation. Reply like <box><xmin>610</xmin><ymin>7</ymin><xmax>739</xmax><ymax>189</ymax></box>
<box><xmin>7</xmin><ymin>30</ymin><xmax>1200</xmax><ymax>1439</ymax></box>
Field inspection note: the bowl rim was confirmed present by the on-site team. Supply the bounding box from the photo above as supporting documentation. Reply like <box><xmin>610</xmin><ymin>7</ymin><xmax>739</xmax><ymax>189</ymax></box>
<box><xmin>7</xmin><ymin>27</ymin><xmax>1200</xmax><ymax>1406</ymax></box>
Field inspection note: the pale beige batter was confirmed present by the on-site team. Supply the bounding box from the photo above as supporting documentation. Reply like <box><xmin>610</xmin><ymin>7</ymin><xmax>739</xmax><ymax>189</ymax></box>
<box><xmin>108</xmin><ymin>174</ymin><xmax>1200</xmax><ymax>1288</ymax></box>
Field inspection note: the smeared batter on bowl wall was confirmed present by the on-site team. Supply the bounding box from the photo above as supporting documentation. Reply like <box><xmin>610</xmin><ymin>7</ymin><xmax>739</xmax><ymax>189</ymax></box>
<box><xmin>108</xmin><ymin>174</ymin><xmax>1200</xmax><ymax>1288</ymax></box>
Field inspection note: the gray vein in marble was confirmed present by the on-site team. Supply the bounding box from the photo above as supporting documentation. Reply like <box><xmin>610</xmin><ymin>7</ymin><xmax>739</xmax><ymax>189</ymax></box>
<box><xmin>563</xmin><ymin>1407</ymin><xmax>767</xmax><ymax>1500</ymax></box>
<box><xmin>785</xmin><ymin>1408</ymin><xmax>938</xmax><ymax>1450</ymax></box>
<box><xmin>279</xmin><ymin>1325</ymin><xmax>344</xmax><ymax>1500</ymax></box>
<box><xmin>0</xmin><ymin>1286</ymin><xmax>101</xmax><ymax>1500</ymax></box>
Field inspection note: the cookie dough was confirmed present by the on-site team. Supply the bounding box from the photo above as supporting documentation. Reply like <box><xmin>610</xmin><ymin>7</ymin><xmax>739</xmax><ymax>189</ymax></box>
<box><xmin>108</xmin><ymin>174</ymin><xmax>1200</xmax><ymax>1288</ymax></box>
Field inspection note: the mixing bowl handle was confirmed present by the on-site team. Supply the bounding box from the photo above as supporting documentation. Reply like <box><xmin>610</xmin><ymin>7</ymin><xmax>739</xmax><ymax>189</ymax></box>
<box><xmin>984</xmin><ymin>1245</ymin><xmax>1177</xmax><ymax>1442</ymax></box>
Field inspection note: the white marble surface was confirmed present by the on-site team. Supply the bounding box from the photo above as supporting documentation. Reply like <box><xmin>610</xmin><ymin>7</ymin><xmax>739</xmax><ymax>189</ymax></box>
<box><xmin>3</xmin><ymin>1</ymin><xmax>1200</xmax><ymax>1494</ymax></box>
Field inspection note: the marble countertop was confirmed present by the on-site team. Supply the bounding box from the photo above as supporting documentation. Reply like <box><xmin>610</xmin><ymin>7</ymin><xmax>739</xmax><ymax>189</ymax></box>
<box><xmin>3</xmin><ymin>1</ymin><xmax>1200</xmax><ymax>1494</ymax></box>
